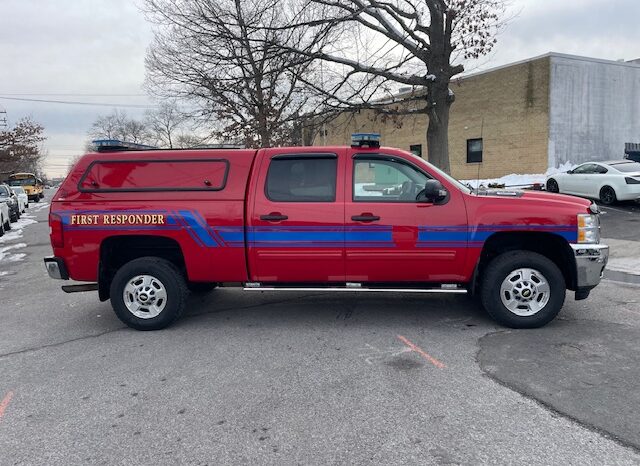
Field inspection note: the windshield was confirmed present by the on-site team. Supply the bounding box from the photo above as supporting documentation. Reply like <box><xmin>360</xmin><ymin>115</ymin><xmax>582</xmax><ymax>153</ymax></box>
<box><xmin>8</xmin><ymin>177</ymin><xmax>36</xmax><ymax>186</ymax></box>
<box><xmin>610</xmin><ymin>162</ymin><xmax>640</xmax><ymax>173</ymax></box>
<box><xmin>424</xmin><ymin>161</ymin><xmax>473</xmax><ymax>194</ymax></box>
<box><xmin>0</xmin><ymin>186</ymin><xmax>11</xmax><ymax>197</ymax></box>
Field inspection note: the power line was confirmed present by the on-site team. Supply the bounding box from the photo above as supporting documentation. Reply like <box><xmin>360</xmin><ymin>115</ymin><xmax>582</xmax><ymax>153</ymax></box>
<box><xmin>0</xmin><ymin>96</ymin><xmax>156</xmax><ymax>109</ymax></box>
<box><xmin>0</xmin><ymin>93</ymin><xmax>148</xmax><ymax>97</ymax></box>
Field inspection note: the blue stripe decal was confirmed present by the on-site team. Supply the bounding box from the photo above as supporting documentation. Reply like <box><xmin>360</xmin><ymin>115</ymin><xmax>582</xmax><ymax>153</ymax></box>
<box><xmin>177</xmin><ymin>210</ymin><xmax>219</xmax><ymax>247</ymax></box>
<box><xmin>59</xmin><ymin>211</ymin><xmax>579</xmax><ymax>248</ymax></box>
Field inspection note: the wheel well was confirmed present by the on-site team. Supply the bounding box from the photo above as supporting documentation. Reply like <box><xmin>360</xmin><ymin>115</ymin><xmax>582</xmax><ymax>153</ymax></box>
<box><xmin>474</xmin><ymin>232</ymin><xmax>577</xmax><ymax>293</ymax></box>
<box><xmin>98</xmin><ymin>235</ymin><xmax>185</xmax><ymax>301</ymax></box>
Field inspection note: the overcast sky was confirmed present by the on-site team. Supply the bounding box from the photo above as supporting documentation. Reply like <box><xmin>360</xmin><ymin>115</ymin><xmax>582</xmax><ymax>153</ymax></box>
<box><xmin>1</xmin><ymin>0</ymin><xmax>639</xmax><ymax>177</ymax></box>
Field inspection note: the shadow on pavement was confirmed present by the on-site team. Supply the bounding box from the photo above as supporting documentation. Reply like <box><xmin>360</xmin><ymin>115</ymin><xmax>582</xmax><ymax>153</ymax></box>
<box><xmin>478</xmin><ymin>319</ymin><xmax>640</xmax><ymax>451</ymax></box>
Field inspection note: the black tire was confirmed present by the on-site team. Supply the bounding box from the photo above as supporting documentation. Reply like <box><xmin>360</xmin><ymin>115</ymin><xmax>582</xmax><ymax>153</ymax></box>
<box><xmin>5</xmin><ymin>219</ymin><xmax>10</xmax><ymax>231</ymax></box>
<box><xmin>9</xmin><ymin>211</ymin><xmax>17</xmax><ymax>223</ymax></box>
<box><xmin>39</xmin><ymin>193</ymin><xmax>44</xmax><ymax>199</ymax></box>
<box><xmin>480</xmin><ymin>251</ymin><xmax>566</xmax><ymax>328</ymax></box>
<box><xmin>599</xmin><ymin>185</ymin><xmax>617</xmax><ymax>205</ymax></box>
<box><xmin>0</xmin><ymin>219</ymin><xmax>4</xmax><ymax>237</ymax></box>
<box><xmin>546</xmin><ymin>178</ymin><xmax>559</xmax><ymax>193</ymax></box>
<box><xmin>110</xmin><ymin>257</ymin><xmax>188</xmax><ymax>331</ymax></box>
<box><xmin>187</xmin><ymin>282</ymin><xmax>218</xmax><ymax>293</ymax></box>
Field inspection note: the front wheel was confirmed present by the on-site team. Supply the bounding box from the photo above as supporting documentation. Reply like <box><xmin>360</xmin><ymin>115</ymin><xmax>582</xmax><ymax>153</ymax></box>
<box><xmin>599</xmin><ymin>186</ymin><xmax>617</xmax><ymax>205</ymax></box>
<box><xmin>110</xmin><ymin>257</ymin><xmax>188</xmax><ymax>330</ymax></box>
<box><xmin>480</xmin><ymin>251</ymin><xmax>565</xmax><ymax>328</ymax></box>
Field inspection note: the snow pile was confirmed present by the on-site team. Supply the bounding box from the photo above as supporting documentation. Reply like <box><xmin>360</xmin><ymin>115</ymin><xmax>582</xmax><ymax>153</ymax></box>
<box><xmin>0</xmin><ymin>243</ymin><xmax>27</xmax><ymax>262</ymax></box>
<box><xmin>0</xmin><ymin>217</ymin><xmax>37</xmax><ymax>245</ymax></box>
<box><xmin>0</xmin><ymin>211</ymin><xmax>39</xmax><ymax>268</ymax></box>
<box><xmin>31</xmin><ymin>202</ymin><xmax>50</xmax><ymax>212</ymax></box>
<box><xmin>461</xmin><ymin>162</ymin><xmax>576</xmax><ymax>189</ymax></box>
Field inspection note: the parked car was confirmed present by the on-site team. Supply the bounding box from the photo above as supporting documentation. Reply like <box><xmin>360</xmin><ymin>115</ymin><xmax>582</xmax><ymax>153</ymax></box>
<box><xmin>0</xmin><ymin>198</ymin><xmax>9</xmax><ymax>236</ymax></box>
<box><xmin>11</xmin><ymin>186</ymin><xmax>28</xmax><ymax>212</ymax></box>
<box><xmin>546</xmin><ymin>160</ymin><xmax>640</xmax><ymax>205</ymax></box>
<box><xmin>0</xmin><ymin>184</ymin><xmax>21</xmax><ymax>222</ymax></box>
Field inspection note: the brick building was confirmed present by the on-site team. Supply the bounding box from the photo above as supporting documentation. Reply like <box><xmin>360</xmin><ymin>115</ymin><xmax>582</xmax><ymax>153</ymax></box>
<box><xmin>310</xmin><ymin>53</ymin><xmax>640</xmax><ymax>179</ymax></box>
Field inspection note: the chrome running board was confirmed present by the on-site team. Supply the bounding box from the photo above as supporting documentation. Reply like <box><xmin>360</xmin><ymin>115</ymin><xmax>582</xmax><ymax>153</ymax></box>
<box><xmin>242</xmin><ymin>283</ymin><xmax>467</xmax><ymax>294</ymax></box>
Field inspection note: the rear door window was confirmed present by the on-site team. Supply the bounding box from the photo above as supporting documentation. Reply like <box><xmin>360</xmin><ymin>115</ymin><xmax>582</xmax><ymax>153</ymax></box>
<box><xmin>265</xmin><ymin>156</ymin><xmax>337</xmax><ymax>202</ymax></box>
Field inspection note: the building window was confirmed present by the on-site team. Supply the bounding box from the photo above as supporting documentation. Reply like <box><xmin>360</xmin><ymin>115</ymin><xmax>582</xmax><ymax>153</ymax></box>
<box><xmin>467</xmin><ymin>138</ymin><xmax>483</xmax><ymax>163</ymax></box>
<box><xmin>409</xmin><ymin>144</ymin><xmax>422</xmax><ymax>158</ymax></box>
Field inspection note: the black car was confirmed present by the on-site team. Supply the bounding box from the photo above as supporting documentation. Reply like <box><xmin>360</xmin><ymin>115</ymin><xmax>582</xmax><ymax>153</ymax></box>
<box><xmin>0</xmin><ymin>184</ymin><xmax>21</xmax><ymax>222</ymax></box>
<box><xmin>625</xmin><ymin>143</ymin><xmax>640</xmax><ymax>163</ymax></box>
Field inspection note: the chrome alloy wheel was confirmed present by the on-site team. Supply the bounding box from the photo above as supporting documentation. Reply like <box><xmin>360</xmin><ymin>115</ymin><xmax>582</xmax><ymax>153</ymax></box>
<box><xmin>499</xmin><ymin>268</ymin><xmax>551</xmax><ymax>316</ymax></box>
<box><xmin>123</xmin><ymin>275</ymin><xmax>168</xmax><ymax>319</ymax></box>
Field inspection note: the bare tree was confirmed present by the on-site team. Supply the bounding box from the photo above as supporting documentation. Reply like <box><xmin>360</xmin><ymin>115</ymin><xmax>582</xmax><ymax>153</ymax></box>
<box><xmin>143</xmin><ymin>0</ymin><xmax>325</xmax><ymax>148</ymax></box>
<box><xmin>88</xmin><ymin>110</ymin><xmax>151</xmax><ymax>145</ymax></box>
<box><xmin>274</xmin><ymin>0</ymin><xmax>508</xmax><ymax>172</ymax></box>
<box><xmin>145</xmin><ymin>101</ymin><xmax>187</xmax><ymax>148</ymax></box>
<box><xmin>0</xmin><ymin>117</ymin><xmax>46</xmax><ymax>175</ymax></box>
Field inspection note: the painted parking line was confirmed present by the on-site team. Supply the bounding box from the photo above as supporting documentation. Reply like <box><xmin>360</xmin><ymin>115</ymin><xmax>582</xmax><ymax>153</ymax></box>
<box><xmin>397</xmin><ymin>335</ymin><xmax>446</xmax><ymax>369</ymax></box>
<box><xmin>0</xmin><ymin>391</ymin><xmax>14</xmax><ymax>421</ymax></box>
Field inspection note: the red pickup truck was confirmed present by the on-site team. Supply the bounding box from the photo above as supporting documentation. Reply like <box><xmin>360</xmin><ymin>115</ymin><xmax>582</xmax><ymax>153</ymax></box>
<box><xmin>45</xmin><ymin>140</ymin><xmax>609</xmax><ymax>330</ymax></box>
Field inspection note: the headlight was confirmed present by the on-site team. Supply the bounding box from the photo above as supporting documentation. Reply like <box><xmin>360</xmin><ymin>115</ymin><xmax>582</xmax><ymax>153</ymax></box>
<box><xmin>577</xmin><ymin>214</ymin><xmax>600</xmax><ymax>244</ymax></box>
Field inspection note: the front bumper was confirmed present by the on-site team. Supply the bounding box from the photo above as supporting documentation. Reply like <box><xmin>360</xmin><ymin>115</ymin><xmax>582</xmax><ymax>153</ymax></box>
<box><xmin>44</xmin><ymin>256</ymin><xmax>69</xmax><ymax>280</ymax></box>
<box><xmin>571</xmin><ymin>243</ymin><xmax>608</xmax><ymax>289</ymax></box>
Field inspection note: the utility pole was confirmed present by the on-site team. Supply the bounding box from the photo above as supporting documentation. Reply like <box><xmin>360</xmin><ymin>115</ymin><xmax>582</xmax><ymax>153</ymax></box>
<box><xmin>0</xmin><ymin>108</ymin><xmax>7</xmax><ymax>129</ymax></box>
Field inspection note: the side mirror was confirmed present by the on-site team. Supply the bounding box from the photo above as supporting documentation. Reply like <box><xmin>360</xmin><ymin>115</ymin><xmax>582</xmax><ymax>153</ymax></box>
<box><xmin>567</xmin><ymin>169</ymin><xmax>574</xmax><ymax>174</ymax></box>
<box><xmin>417</xmin><ymin>179</ymin><xmax>447</xmax><ymax>203</ymax></box>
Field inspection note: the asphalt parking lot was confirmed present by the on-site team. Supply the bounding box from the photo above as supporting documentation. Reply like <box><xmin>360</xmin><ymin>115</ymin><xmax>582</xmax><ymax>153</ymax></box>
<box><xmin>1</xmin><ymin>193</ymin><xmax>640</xmax><ymax>465</ymax></box>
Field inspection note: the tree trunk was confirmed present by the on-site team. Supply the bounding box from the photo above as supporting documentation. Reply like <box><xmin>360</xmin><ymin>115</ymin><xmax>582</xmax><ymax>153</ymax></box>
<box><xmin>426</xmin><ymin>95</ymin><xmax>452</xmax><ymax>174</ymax></box>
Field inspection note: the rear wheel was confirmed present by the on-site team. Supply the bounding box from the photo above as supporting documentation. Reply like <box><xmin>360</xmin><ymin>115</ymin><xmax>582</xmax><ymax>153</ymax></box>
<box><xmin>0</xmin><ymin>219</ymin><xmax>4</xmax><ymax>237</ymax></box>
<box><xmin>546</xmin><ymin>178</ymin><xmax>559</xmax><ymax>193</ymax></box>
<box><xmin>5</xmin><ymin>219</ymin><xmax>11</xmax><ymax>231</ymax></box>
<box><xmin>481</xmin><ymin>251</ymin><xmax>565</xmax><ymax>328</ymax></box>
<box><xmin>599</xmin><ymin>186</ymin><xmax>617</xmax><ymax>205</ymax></box>
<box><xmin>110</xmin><ymin>257</ymin><xmax>188</xmax><ymax>330</ymax></box>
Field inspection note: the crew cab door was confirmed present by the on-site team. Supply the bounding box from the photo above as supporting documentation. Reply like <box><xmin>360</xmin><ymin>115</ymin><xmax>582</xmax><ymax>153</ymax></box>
<box><xmin>248</xmin><ymin>149</ymin><xmax>346</xmax><ymax>283</ymax></box>
<box><xmin>345</xmin><ymin>153</ymin><xmax>468</xmax><ymax>283</ymax></box>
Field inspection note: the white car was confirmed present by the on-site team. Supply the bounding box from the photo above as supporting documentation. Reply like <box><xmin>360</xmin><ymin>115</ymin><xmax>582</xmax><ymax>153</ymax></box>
<box><xmin>546</xmin><ymin>160</ymin><xmax>640</xmax><ymax>205</ymax></box>
<box><xmin>0</xmin><ymin>200</ymin><xmax>9</xmax><ymax>236</ymax></box>
<box><xmin>10</xmin><ymin>186</ymin><xmax>28</xmax><ymax>212</ymax></box>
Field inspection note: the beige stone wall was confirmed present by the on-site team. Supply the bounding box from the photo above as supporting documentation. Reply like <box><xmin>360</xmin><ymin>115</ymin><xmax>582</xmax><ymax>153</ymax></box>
<box><xmin>312</xmin><ymin>56</ymin><xmax>551</xmax><ymax>180</ymax></box>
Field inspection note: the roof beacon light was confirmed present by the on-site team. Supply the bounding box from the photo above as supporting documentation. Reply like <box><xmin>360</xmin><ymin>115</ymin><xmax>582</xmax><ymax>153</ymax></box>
<box><xmin>351</xmin><ymin>133</ymin><xmax>381</xmax><ymax>148</ymax></box>
<box><xmin>91</xmin><ymin>139</ymin><xmax>157</xmax><ymax>152</ymax></box>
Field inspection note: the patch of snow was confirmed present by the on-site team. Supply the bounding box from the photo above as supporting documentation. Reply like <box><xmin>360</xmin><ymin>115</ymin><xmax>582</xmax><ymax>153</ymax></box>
<box><xmin>354</xmin><ymin>183</ymin><xmax>383</xmax><ymax>197</ymax></box>
<box><xmin>5</xmin><ymin>253</ymin><xmax>26</xmax><ymax>263</ymax></box>
<box><xmin>0</xmin><ymin>229</ymin><xmax>24</xmax><ymax>244</ymax></box>
<box><xmin>32</xmin><ymin>202</ymin><xmax>50</xmax><ymax>212</ymax></box>
<box><xmin>0</xmin><ymin>243</ymin><xmax>27</xmax><ymax>262</ymax></box>
<box><xmin>0</xmin><ymin>271</ymin><xmax>10</xmax><ymax>277</ymax></box>
<box><xmin>460</xmin><ymin>164</ymin><xmax>577</xmax><ymax>190</ymax></box>
<box><xmin>1</xmin><ymin>243</ymin><xmax>27</xmax><ymax>253</ymax></box>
